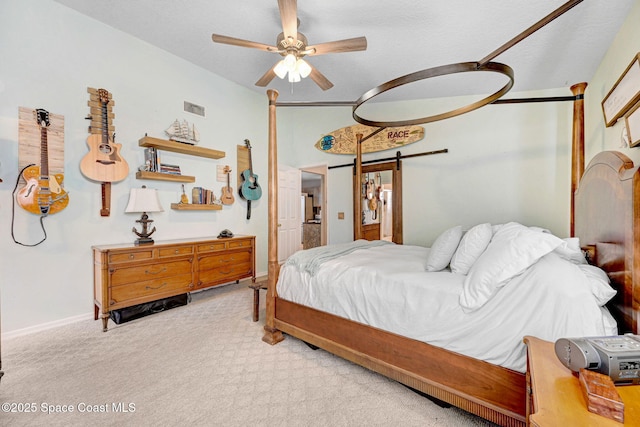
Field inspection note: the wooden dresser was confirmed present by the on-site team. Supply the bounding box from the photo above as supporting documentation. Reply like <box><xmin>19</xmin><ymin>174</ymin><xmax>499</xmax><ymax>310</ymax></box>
<box><xmin>93</xmin><ymin>235</ymin><xmax>255</xmax><ymax>331</ymax></box>
<box><xmin>524</xmin><ymin>335</ymin><xmax>640</xmax><ymax>426</ymax></box>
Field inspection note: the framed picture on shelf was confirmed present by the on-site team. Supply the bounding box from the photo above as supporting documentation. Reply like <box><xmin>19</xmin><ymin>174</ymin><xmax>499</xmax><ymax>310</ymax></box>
<box><xmin>625</xmin><ymin>100</ymin><xmax>640</xmax><ymax>148</ymax></box>
<box><xmin>601</xmin><ymin>53</ymin><xmax>640</xmax><ymax>127</ymax></box>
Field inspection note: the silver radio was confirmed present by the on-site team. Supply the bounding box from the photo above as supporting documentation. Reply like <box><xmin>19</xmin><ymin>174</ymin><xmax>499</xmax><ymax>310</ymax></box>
<box><xmin>554</xmin><ymin>335</ymin><xmax>640</xmax><ymax>384</ymax></box>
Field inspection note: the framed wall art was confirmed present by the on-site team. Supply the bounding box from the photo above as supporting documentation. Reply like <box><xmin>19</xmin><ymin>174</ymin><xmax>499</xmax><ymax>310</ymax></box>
<box><xmin>625</xmin><ymin>100</ymin><xmax>640</xmax><ymax>148</ymax></box>
<box><xmin>601</xmin><ymin>53</ymin><xmax>640</xmax><ymax>127</ymax></box>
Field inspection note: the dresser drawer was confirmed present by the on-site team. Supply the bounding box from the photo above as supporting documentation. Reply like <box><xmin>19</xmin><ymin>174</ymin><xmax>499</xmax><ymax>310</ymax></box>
<box><xmin>109</xmin><ymin>249</ymin><xmax>154</xmax><ymax>264</ymax></box>
<box><xmin>198</xmin><ymin>251</ymin><xmax>252</xmax><ymax>271</ymax></box>
<box><xmin>110</xmin><ymin>273</ymin><xmax>193</xmax><ymax>305</ymax></box>
<box><xmin>158</xmin><ymin>245</ymin><xmax>193</xmax><ymax>258</ymax></box>
<box><xmin>229</xmin><ymin>239</ymin><xmax>252</xmax><ymax>249</ymax></box>
<box><xmin>110</xmin><ymin>259</ymin><xmax>193</xmax><ymax>286</ymax></box>
<box><xmin>198</xmin><ymin>262</ymin><xmax>252</xmax><ymax>286</ymax></box>
<box><xmin>196</xmin><ymin>242</ymin><xmax>227</xmax><ymax>253</ymax></box>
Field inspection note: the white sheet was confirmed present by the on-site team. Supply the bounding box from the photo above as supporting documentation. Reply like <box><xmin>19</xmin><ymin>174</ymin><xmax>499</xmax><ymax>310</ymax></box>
<box><xmin>277</xmin><ymin>243</ymin><xmax>617</xmax><ymax>373</ymax></box>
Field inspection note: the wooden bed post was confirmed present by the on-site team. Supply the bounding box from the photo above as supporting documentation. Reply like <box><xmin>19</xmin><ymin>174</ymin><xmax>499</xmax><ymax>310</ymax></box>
<box><xmin>354</xmin><ymin>133</ymin><xmax>363</xmax><ymax>240</ymax></box>
<box><xmin>570</xmin><ymin>82</ymin><xmax>587</xmax><ymax>237</ymax></box>
<box><xmin>263</xmin><ymin>89</ymin><xmax>284</xmax><ymax>345</ymax></box>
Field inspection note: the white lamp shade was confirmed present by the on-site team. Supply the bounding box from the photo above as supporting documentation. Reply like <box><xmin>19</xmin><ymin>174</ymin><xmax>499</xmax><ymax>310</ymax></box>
<box><xmin>273</xmin><ymin>60</ymin><xmax>288</xmax><ymax>79</ymax></box>
<box><xmin>283</xmin><ymin>53</ymin><xmax>296</xmax><ymax>70</ymax></box>
<box><xmin>288</xmin><ymin>70</ymin><xmax>301</xmax><ymax>83</ymax></box>
<box><xmin>125</xmin><ymin>187</ymin><xmax>164</xmax><ymax>213</ymax></box>
<box><xmin>296</xmin><ymin>59</ymin><xmax>312</xmax><ymax>78</ymax></box>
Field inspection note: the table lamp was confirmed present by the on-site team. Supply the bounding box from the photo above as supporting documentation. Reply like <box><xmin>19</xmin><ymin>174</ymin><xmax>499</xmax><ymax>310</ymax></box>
<box><xmin>125</xmin><ymin>186</ymin><xmax>164</xmax><ymax>245</ymax></box>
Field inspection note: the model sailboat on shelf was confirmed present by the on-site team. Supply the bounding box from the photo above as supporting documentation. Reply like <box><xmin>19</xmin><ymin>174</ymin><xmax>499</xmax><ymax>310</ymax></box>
<box><xmin>165</xmin><ymin>119</ymin><xmax>200</xmax><ymax>145</ymax></box>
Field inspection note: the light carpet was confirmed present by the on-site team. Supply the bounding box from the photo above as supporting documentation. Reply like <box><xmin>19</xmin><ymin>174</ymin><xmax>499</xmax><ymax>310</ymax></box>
<box><xmin>0</xmin><ymin>281</ymin><xmax>497</xmax><ymax>426</ymax></box>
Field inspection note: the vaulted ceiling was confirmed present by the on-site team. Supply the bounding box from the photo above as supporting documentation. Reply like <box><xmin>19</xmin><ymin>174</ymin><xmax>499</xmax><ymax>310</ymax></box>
<box><xmin>54</xmin><ymin>0</ymin><xmax>634</xmax><ymax>104</ymax></box>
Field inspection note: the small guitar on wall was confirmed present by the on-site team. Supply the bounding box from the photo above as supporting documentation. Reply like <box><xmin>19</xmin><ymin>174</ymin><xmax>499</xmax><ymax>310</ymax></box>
<box><xmin>220</xmin><ymin>165</ymin><xmax>235</xmax><ymax>205</ymax></box>
<box><xmin>17</xmin><ymin>109</ymin><xmax>69</xmax><ymax>215</ymax></box>
<box><xmin>80</xmin><ymin>88</ymin><xmax>129</xmax><ymax>216</ymax></box>
<box><xmin>238</xmin><ymin>139</ymin><xmax>262</xmax><ymax>219</ymax></box>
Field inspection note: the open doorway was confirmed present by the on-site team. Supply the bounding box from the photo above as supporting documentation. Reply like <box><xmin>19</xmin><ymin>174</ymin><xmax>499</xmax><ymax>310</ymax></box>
<box><xmin>353</xmin><ymin>161</ymin><xmax>402</xmax><ymax>244</ymax></box>
<box><xmin>300</xmin><ymin>165</ymin><xmax>328</xmax><ymax>249</ymax></box>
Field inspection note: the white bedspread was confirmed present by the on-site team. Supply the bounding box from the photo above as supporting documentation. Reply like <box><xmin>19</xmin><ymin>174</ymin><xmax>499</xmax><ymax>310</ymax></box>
<box><xmin>277</xmin><ymin>243</ymin><xmax>617</xmax><ymax>373</ymax></box>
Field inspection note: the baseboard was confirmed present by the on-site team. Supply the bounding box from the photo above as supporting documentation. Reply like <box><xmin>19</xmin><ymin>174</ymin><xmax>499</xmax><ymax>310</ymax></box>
<box><xmin>4</xmin><ymin>274</ymin><xmax>269</xmax><ymax>339</ymax></box>
<box><xmin>3</xmin><ymin>312</ymin><xmax>93</xmax><ymax>340</ymax></box>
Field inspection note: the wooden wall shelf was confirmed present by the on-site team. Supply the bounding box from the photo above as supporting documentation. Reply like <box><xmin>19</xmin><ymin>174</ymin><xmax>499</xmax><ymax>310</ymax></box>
<box><xmin>136</xmin><ymin>171</ymin><xmax>195</xmax><ymax>183</ymax></box>
<box><xmin>139</xmin><ymin>136</ymin><xmax>225</xmax><ymax>159</ymax></box>
<box><xmin>170</xmin><ymin>203</ymin><xmax>222</xmax><ymax>211</ymax></box>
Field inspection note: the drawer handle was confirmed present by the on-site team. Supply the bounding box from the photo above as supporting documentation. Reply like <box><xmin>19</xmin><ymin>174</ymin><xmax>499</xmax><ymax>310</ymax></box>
<box><xmin>145</xmin><ymin>282</ymin><xmax>167</xmax><ymax>290</ymax></box>
<box><xmin>129</xmin><ymin>254</ymin><xmax>135</xmax><ymax>259</ymax></box>
<box><xmin>175</xmin><ymin>250</ymin><xmax>180</xmax><ymax>254</ymax></box>
<box><xmin>220</xmin><ymin>269</ymin><xmax>232</xmax><ymax>275</ymax></box>
<box><xmin>145</xmin><ymin>267</ymin><xmax>167</xmax><ymax>275</ymax></box>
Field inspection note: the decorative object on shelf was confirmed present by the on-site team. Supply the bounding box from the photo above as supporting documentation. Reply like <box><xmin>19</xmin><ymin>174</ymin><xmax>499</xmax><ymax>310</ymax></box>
<box><xmin>625</xmin><ymin>100</ymin><xmax>640</xmax><ymax>148</ymax></box>
<box><xmin>143</xmin><ymin>147</ymin><xmax>158</xmax><ymax>172</ymax></box>
<box><xmin>125</xmin><ymin>185</ymin><xmax>164</xmax><ymax>245</ymax></box>
<box><xmin>238</xmin><ymin>139</ymin><xmax>261</xmax><ymax>220</ymax></box>
<box><xmin>220</xmin><ymin>165</ymin><xmax>235</xmax><ymax>205</ymax></box>
<box><xmin>17</xmin><ymin>108</ymin><xmax>69</xmax><ymax>216</ymax></box>
<box><xmin>191</xmin><ymin>186</ymin><xmax>220</xmax><ymax>205</ymax></box>
<box><xmin>82</xmin><ymin>88</ymin><xmax>129</xmax><ymax>217</ymax></box>
<box><xmin>165</xmin><ymin>119</ymin><xmax>200</xmax><ymax>145</ymax></box>
<box><xmin>315</xmin><ymin>124</ymin><xmax>424</xmax><ymax>154</ymax></box>
<box><xmin>180</xmin><ymin>184</ymin><xmax>189</xmax><ymax>204</ymax></box>
<box><xmin>602</xmin><ymin>53</ymin><xmax>640</xmax><ymax>127</ymax></box>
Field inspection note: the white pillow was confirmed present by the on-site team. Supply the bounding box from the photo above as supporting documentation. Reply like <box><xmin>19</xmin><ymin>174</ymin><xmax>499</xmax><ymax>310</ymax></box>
<box><xmin>450</xmin><ymin>223</ymin><xmax>492</xmax><ymax>275</ymax></box>
<box><xmin>554</xmin><ymin>237</ymin><xmax>587</xmax><ymax>265</ymax></box>
<box><xmin>426</xmin><ymin>225</ymin><xmax>463</xmax><ymax>272</ymax></box>
<box><xmin>460</xmin><ymin>222</ymin><xmax>563</xmax><ymax>311</ymax></box>
<box><xmin>579</xmin><ymin>264</ymin><xmax>617</xmax><ymax>306</ymax></box>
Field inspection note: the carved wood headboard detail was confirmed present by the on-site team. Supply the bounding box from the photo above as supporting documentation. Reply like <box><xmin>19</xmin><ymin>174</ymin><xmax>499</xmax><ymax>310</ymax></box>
<box><xmin>574</xmin><ymin>150</ymin><xmax>640</xmax><ymax>334</ymax></box>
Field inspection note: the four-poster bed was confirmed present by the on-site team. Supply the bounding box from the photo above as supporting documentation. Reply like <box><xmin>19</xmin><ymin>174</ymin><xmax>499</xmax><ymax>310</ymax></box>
<box><xmin>260</xmin><ymin>81</ymin><xmax>640</xmax><ymax>426</ymax></box>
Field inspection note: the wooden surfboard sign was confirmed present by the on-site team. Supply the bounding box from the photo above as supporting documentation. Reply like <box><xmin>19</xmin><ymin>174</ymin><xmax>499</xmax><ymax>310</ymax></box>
<box><xmin>314</xmin><ymin>124</ymin><xmax>424</xmax><ymax>154</ymax></box>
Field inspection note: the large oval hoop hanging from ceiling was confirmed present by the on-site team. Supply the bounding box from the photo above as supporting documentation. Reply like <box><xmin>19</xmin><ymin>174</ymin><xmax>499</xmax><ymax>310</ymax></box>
<box><xmin>352</xmin><ymin>0</ymin><xmax>583</xmax><ymax>128</ymax></box>
<box><xmin>352</xmin><ymin>61</ymin><xmax>514</xmax><ymax>127</ymax></box>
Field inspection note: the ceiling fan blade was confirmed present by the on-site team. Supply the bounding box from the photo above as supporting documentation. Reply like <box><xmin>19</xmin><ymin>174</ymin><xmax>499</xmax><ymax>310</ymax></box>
<box><xmin>212</xmin><ymin>34</ymin><xmax>275</xmax><ymax>52</ymax></box>
<box><xmin>278</xmin><ymin>0</ymin><xmax>298</xmax><ymax>42</ymax></box>
<box><xmin>308</xmin><ymin>65</ymin><xmax>334</xmax><ymax>91</ymax></box>
<box><xmin>307</xmin><ymin>37</ymin><xmax>367</xmax><ymax>56</ymax></box>
<box><xmin>255</xmin><ymin>67</ymin><xmax>277</xmax><ymax>87</ymax></box>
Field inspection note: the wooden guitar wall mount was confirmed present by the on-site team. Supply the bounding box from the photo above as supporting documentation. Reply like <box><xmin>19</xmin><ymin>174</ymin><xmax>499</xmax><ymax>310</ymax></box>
<box><xmin>81</xmin><ymin>87</ymin><xmax>130</xmax><ymax>216</ymax></box>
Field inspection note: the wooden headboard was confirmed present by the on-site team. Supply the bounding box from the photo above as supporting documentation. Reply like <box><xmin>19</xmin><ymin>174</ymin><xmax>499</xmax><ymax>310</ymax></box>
<box><xmin>574</xmin><ymin>150</ymin><xmax>640</xmax><ymax>334</ymax></box>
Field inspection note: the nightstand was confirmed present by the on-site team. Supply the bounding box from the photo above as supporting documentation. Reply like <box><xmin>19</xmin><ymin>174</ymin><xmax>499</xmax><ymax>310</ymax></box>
<box><xmin>524</xmin><ymin>335</ymin><xmax>640</xmax><ymax>426</ymax></box>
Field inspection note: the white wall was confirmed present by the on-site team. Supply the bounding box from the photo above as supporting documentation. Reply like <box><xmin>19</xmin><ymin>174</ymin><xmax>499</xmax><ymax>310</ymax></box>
<box><xmin>584</xmin><ymin>0</ymin><xmax>640</xmax><ymax>164</ymax></box>
<box><xmin>0</xmin><ymin>0</ymin><xmax>268</xmax><ymax>334</ymax></box>
<box><xmin>279</xmin><ymin>88</ymin><xmax>573</xmax><ymax>246</ymax></box>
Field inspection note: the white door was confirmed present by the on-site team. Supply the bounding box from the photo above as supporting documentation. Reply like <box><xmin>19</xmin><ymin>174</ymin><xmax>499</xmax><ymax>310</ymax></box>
<box><xmin>278</xmin><ymin>164</ymin><xmax>301</xmax><ymax>263</ymax></box>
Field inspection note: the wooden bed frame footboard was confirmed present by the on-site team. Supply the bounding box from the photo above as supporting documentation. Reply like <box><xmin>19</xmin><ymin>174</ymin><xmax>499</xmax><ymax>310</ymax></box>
<box><xmin>275</xmin><ymin>298</ymin><xmax>526</xmax><ymax>426</ymax></box>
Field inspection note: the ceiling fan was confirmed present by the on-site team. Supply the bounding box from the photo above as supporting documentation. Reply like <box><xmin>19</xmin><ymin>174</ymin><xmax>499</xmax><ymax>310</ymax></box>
<box><xmin>211</xmin><ymin>0</ymin><xmax>367</xmax><ymax>91</ymax></box>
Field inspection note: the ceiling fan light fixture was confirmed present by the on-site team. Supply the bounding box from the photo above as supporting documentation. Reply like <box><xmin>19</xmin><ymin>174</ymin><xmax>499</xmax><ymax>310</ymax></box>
<box><xmin>296</xmin><ymin>59</ymin><xmax>312</xmax><ymax>78</ymax></box>
<box><xmin>274</xmin><ymin>60</ymin><xmax>288</xmax><ymax>79</ymax></box>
